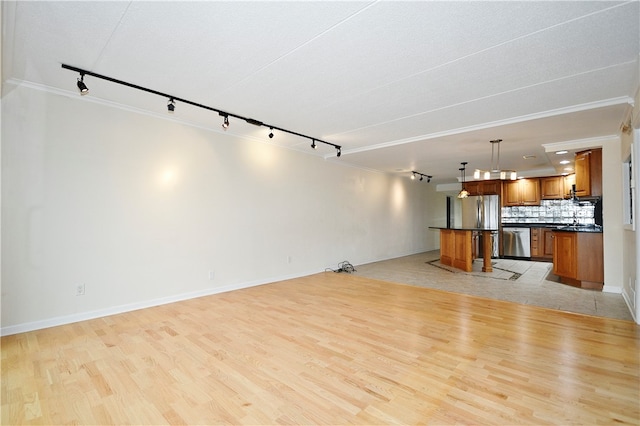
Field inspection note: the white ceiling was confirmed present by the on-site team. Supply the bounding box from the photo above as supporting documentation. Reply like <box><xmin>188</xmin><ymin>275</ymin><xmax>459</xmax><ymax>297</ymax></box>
<box><xmin>3</xmin><ymin>1</ymin><xmax>638</xmax><ymax>185</ymax></box>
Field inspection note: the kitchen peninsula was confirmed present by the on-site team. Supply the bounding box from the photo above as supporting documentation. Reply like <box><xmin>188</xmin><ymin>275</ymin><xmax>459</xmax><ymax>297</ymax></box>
<box><xmin>431</xmin><ymin>227</ymin><xmax>497</xmax><ymax>273</ymax></box>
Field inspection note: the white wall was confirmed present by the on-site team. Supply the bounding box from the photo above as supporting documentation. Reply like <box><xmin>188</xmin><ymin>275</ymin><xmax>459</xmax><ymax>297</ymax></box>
<box><xmin>1</xmin><ymin>84</ymin><xmax>438</xmax><ymax>335</ymax></box>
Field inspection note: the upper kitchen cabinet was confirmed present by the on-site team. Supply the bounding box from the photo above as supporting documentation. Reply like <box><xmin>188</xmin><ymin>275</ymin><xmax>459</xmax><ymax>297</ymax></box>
<box><xmin>502</xmin><ymin>178</ymin><xmax>540</xmax><ymax>206</ymax></box>
<box><xmin>540</xmin><ymin>176</ymin><xmax>564</xmax><ymax>199</ymax></box>
<box><xmin>540</xmin><ymin>174</ymin><xmax>577</xmax><ymax>199</ymax></box>
<box><xmin>563</xmin><ymin>174</ymin><xmax>576</xmax><ymax>199</ymax></box>
<box><xmin>465</xmin><ymin>180</ymin><xmax>501</xmax><ymax>196</ymax></box>
<box><xmin>574</xmin><ymin>149</ymin><xmax>602</xmax><ymax>197</ymax></box>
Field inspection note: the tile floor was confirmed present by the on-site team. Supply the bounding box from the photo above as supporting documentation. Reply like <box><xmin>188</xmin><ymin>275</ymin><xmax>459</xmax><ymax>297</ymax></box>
<box><xmin>354</xmin><ymin>250</ymin><xmax>635</xmax><ymax>322</ymax></box>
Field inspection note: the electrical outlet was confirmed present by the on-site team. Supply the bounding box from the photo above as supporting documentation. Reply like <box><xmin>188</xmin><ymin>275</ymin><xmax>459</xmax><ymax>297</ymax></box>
<box><xmin>76</xmin><ymin>284</ymin><xmax>85</xmax><ymax>296</ymax></box>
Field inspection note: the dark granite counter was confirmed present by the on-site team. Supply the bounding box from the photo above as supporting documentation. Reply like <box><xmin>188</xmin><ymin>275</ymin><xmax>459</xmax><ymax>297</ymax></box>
<box><xmin>553</xmin><ymin>225</ymin><xmax>603</xmax><ymax>233</ymax></box>
<box><xmin>429</xmin><ymin>227</ymin><xmax>498</xmax><ymax>232</ymax></box>
<box><xmin>501</xmin><ymin>223</ymin><xmax>603</xmax><ymax>233</ymax></box>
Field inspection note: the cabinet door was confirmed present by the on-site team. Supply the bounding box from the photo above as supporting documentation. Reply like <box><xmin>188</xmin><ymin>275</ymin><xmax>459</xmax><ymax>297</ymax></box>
<box><xmin>502</xmin><ymin>180</ymin><xmax>521</xmax><ymax>206</ymax></box>
<box><xmin>564</xmin><ymin>174</ymin><xmax>576</xmax><ymax>198</ymax></box>
<box><xmin>553</xmin><ymin>232</ymin><xmax>577</xmax><ymax>278</ymax></box>
<box><xmin>481</xmin><ymin>180</ymin><xmax>501</xmax><ymax>195</ymax></box>
<box><xmin>440</xmin><ymin>229</ymin><xmax>454</xmax><ymax>265</ymax></box>
<box><xmin>542</xmin><ymin>228</ymin><xmax>554</xmax><ymax>258</ymax></box>
<box><xmin>520</xmin><ymin>178</ymin><xmax>540</xmax><ymax>205</ymax></box>
<box><xmin>574</xmin><ymin>150</ymin><xmax>591</xmax><ymax>197</ymax></box>
<box><xmin>464</xmin><ymin>181</ymin><xmax>480</xmax><ymax>196</ymax></box>
<box><xmin>589</xmin><ymin>149</ymin><xmax>602</xmax><ymax>197</ymax></box>
<box><xmin>540</xmin><ymin>177</ymin><xmax>563</xmax><ymax>199</ymax></box>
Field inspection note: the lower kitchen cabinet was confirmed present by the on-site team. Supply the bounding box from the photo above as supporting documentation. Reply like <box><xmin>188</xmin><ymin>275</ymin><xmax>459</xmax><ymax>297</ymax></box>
<box><xmin>531</xmin><ymin>227</ymin><xmax>554</xmax><ymax>261</ymax></box>
<box><xmin>552</xmin><ymin>231</ymin><xmax>603</xmax><ymax>290</ymax></box>
<box><xmin>439</xmin><ymin>229</ymin><xmax>472</xmax><ymax>272</ymax></box>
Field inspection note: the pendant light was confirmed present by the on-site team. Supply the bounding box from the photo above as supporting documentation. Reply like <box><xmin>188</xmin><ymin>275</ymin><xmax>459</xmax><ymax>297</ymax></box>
<box><xmin>473</xmin><ymin>139</ymin><xmax>517</xmax><ymax>180</ymax></box>
<box><xmin>458</xmin><ymin>162</ymin><xmax>469</xmax><ymax>198</ymax></box>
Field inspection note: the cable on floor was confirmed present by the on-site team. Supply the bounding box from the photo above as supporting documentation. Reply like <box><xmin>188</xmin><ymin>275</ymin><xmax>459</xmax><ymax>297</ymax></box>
<box><xmin>325</xmin><ymin>260</ymin><xmax>357</xmax><ymax>273</ymax></box>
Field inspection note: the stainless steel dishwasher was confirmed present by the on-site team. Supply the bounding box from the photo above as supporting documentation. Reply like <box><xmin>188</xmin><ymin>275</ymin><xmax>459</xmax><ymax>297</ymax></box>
<box><xmin>502</xmin><ymin>227</ymin><xmax>531</xmax><ymax>258</ymax></box>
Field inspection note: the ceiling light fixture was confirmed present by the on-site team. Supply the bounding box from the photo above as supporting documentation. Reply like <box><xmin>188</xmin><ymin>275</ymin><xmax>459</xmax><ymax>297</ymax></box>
<box><xmin>411</xmin><ymin>171</ymin><xmax>432</xmax><ymax>183</ymax></box>
<box><xmin>458</xmin><ymin>162</ymin><xmax>469</xmax><ymax>198</ymax></box>
<box><xmin>473</xmin><ymin>139</ymin><xmax>516</xmax><ymax>180</ymax></box>
<box><xmin>268</xmin><ymin>128</ymin><xmax>274</xmax><ymax>139</ymax></box>
<box><xmin>311</xmin><ymin>139</ymin><xmax>317</xmax><ymax>149</ymax></box>
<box><xmin>167</xmin><ymin>97</ymin><xmax>175</xmax><ymax>113</ymax></box>
<box><xmin>76</xmin><ymin>73</ymin><xmax>88</xmax><ymax>95</ymax></box>
<box><xmin>61</xmin><ymin>64</ymin><xmax>342</xmax><ymax>157</ymax></box>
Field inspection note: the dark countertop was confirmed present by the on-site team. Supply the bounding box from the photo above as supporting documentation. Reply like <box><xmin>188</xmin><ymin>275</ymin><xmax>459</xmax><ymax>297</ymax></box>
<box><xmin>501</xmin><ymin>223</ymin><xmax>562</xmax><ymax>228</ymax></box>
<box><xmin>552</xmin><ymin>225</ymin><xmax>603</xmax><ymax>233</ymax></box>
<box><xmin>429</xmin><ymin>227</ymin><xmax>498</xmax><ymax>232</ymax></box>
<box><xmin>502</xmin><ymin>223</ymin><xmax>603</xmax><ymax>233</ymax></box>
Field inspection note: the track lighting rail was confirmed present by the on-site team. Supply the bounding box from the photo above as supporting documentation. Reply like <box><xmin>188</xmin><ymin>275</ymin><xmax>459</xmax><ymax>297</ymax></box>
<box><xmin>61</xmin><ymin>64</ymin><xmax>342</xmax><ymax>155</ymax></box>
<box><xmin>411</xmin><ymin>171</ymin><xmax>432</xmax><ymax>182</ymax></box>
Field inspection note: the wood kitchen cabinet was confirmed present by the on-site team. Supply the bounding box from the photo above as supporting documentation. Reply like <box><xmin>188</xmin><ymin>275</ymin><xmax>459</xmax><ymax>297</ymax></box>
<box><xmin>552</xmin><ymin>230</ymin><xmax>603</xmax><ymax>290</ymax></box>
<box><xmin>540</xmin><ymin>176</ymin><xmax>564</xmax><ymax>199</ymax></box>
<box><xmin>502</xmin><ymin>178</ymin><xmax>540</xmax><ymax>206</ymax></box>
<box><xmin>563</xmin><ymin>174</ymin><xmax>576</xmax><ymax>198</ymax></box>
<box><xmin>439</xmin><ymin>229</ymin><xmax>472</xmax><ymax>272</ymax></box>
<box><xmin>574</xmin><ymin>149</ymin><xmax>602</xmax><ymax>197</ymax></box>
<box><xmin>531</xmin><ymin>227</ymin><xmax>554</xmax><ymax>260</ymax></box>
<box><xmin>465</xmin><ymin>180</ymin><xmax>501</xmax><ymax>196</ymax></box>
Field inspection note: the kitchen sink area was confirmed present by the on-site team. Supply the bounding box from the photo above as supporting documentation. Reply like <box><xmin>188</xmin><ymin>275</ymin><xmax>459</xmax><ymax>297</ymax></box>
<box><xmin>500</xmin><ymin>198</ymin><xmax>604</xmax><ymax>290</ymax></box>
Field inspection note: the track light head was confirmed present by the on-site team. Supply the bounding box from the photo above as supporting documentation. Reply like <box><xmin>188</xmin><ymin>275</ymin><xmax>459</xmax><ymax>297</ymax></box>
<box><xmin>411</xmin><ymin>172</ymin><xmax>415</xmax><ymax>180</ymax></box>
<box><xmin>311</xmin><ymin>139</ymin><xmax>317</xmax><ymax>149</ymax></box>
<box><xmin>76</xmin><ymin>73</ymin><xmax>88</xmax><ymax>95</ymax></box>
<box><xmin>221</xmin><ymin>114</ymin><xmax>229</xmax><ymax>130</ymax></box>
<box><xmin>336</xmin><ymin>147</ymin><xmax>341</xmax><ymax>157</ymax></box>
<box><xmin>268</xmin><ymin>128</ymin><xmax>274</xmax><ymax>139</ymax></box>
<box><xmin>427</xmin><ymin>176</ymin><xmax>432</xmax><ymax>183</ymax></box>
<box><xmin>167</xmin><ymin>98</ymin><xmax>175</xmax><ymax>113</ymax></box>
<box><xmin>420</xmin><ymin>175</ymin><xmax>423</xmax><ymax>181</ymax></box>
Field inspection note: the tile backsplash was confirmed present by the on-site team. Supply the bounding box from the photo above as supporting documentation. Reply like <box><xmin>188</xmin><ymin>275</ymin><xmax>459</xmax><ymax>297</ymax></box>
<box><xmin>501</xmin><ymin>199</ymin><xmax>595</xmax><ymax>225</ymax></box>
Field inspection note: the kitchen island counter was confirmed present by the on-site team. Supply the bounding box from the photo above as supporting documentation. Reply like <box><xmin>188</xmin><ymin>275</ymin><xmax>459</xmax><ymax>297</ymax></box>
<box><xmin>430</xmin><ymin>227</ymin><xmax>497</xmax><ymax>273</ymax></box>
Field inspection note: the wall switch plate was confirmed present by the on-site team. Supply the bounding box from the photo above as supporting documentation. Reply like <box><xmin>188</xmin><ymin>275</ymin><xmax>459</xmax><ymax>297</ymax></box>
<box><xmin>208</xmin><ymin>271</ymin><xmax>215</xmax><ymax>280</ymax></box>
<box><xmin>76</xmin><ymin>284</ymin><xmax>85</xmax><ymax>296</ymax></box>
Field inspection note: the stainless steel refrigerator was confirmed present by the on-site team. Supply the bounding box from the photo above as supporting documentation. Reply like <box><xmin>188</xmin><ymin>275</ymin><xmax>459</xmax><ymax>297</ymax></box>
<box><xmin>461</xmin><ymin>194</ymin><xmax>500</xmax><ymax>258</ymax></box>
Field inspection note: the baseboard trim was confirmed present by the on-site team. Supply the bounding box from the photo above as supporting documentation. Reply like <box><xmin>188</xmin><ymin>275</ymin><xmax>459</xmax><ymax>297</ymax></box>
<box><xmin>621</xmin><ymin>291</ymin><xmax>638</xmax><ymax>324</ymax></box>
<box><xmin>602</xmin><ymin>285</ymin><xmax>623</xmax><ymax>294</ymax></box>
<box><xmin>1</xmin><ymin>269</ymin><xmax>324</xmax><ymax>336</ymax></box>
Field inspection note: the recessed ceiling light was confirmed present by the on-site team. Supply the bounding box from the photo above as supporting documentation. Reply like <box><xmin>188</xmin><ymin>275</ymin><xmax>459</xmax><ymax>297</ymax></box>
<box><xmin>555</xmin><ymin>150</ymin><xmax>568</xmax><ymax>155</ymax></box>
<box><xmin>559</xmin><ymin>160</ymin><xmax>570</xmax><ymax>165</ymax></box>
<box><xmin>523</xmin><ymin>155</ymin><xmax>536</xmax><ymax>160</ymax></box>
<box><xmin>564</xmin><ymin>167</ymin><xmax>574</xmax><ymax>171</ymax></box>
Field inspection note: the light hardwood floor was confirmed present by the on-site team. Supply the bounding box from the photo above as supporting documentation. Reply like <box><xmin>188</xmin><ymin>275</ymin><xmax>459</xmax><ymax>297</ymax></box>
<box><xmin>2</xmin><ymin>272</ymin><xmax>639</xmax><ymax>424</ymax></box>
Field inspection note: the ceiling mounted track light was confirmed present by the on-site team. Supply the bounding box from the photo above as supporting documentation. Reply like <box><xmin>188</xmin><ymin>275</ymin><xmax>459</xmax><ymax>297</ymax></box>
<box><xmin>311</xmin><ymin>139</ymin><xmax>317</xmax><ymax>149</ymax></box>
<box><xmin>61</xmin><ymin>63</ymin><xmax>342</xmax><ymax>157</ymax></box>
<box><xmin>76</xmin><ymin>73</ymin><xmax>88</xmax><ymax>95</ymax></box>
<box><xmin>473</xmin><ymin>139</ymin><xmax>517</xmax><ymax>180</ymax></box>
<box><xmin>167</xmin><ymin>98</ymin><xmax>175</xmax><ymax>113</ymax></box>
<box><xmin>411</xmin><ymin>171</ymin><xmax>432</xmax><ymax>182</ymax></box>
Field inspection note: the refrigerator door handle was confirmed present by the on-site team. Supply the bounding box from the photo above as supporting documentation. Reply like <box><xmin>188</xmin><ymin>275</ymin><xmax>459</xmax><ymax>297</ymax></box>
<box><xmin>476</xmin><ymin>198</ymin><xmax>482</xmax><ymax>228</ymax></box>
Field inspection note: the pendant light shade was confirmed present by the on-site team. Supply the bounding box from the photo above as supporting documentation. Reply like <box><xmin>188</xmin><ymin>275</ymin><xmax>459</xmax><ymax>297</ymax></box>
<box><xmin>458</xmin><ymin>162</ymin><xmax>469</xmax><ymax>198</ymax></box>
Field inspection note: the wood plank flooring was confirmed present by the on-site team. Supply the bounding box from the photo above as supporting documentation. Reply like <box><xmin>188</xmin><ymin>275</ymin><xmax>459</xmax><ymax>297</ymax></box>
<box><xmin>2</xmin><ymin>272</ymin><xmax>639</xmax><ymax>425</ymax></box>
